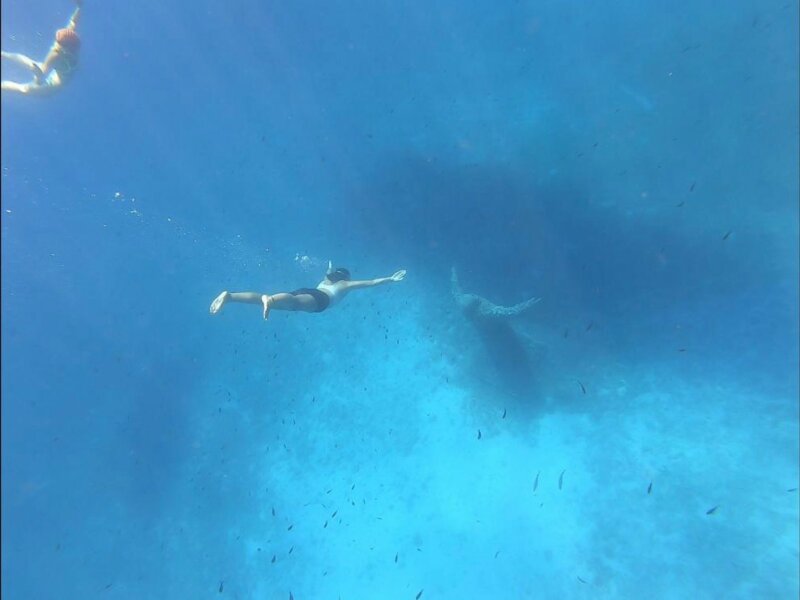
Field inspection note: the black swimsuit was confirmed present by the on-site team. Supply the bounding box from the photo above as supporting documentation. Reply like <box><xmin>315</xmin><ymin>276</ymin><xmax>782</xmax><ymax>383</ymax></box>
<box><xmin>291</xmin><ymin>288</ymin><xmax>331</xmax><ymax>312</ymax></box>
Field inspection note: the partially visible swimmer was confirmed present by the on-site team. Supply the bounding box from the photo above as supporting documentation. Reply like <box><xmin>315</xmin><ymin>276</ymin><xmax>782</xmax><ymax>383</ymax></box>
<box><xmin>210</xmin><ymin>261</ymin><xmax>407</xmax><ymax>320</ymax></box>
<box><xmin>2</xmin><ymin>0</ymin><xmax>82</xmax><ymax>96</ymax></box>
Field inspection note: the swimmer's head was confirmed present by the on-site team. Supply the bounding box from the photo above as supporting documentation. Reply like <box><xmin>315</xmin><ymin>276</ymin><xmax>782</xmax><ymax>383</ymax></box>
<box><xmin>55</xmin><ymin>28</ymin><xmax>80</xmax><ymax>52</ymax></box>
<box><xmin>326</xmin><ymin>268</ymin><xmax>350</xmax><ymax>283</ymax></box>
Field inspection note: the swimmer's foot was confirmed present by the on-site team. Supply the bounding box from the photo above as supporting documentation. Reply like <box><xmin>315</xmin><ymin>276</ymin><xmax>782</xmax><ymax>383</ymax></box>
<box><xmin>210</xmin><ymin>291</ymin><xmax>230</xmax><ymax>315</ymax></box>
<box><xmin>261</xmin><ymin>294</ymin><xmax>272</xmax><ymax>320</ymax></box>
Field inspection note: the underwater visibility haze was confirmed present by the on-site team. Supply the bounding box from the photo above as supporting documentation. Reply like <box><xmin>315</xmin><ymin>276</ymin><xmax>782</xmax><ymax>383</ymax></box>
<box><xmin>1</xmin><ymin>0</ymin><xmax>799</xmax><ymax>598</ymax></box>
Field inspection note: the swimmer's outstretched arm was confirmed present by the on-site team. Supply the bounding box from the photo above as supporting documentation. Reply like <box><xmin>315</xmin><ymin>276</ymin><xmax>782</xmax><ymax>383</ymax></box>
<box><xmin>68</xmin><ymin>1</ymin><xmax>82</xmax><ymax>31</ymax></box>
<box><xmin>345</xmin><ymin>270</ymin><xmax>406</xmax><ymax>290</ymax></box>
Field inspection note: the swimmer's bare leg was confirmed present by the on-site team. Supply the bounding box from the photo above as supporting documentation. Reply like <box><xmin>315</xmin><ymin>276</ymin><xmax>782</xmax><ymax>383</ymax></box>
<box><xmin>210</xmin><ymin>291</ymin><xmax>315</xmax><ymax>319</ymax></box>
<box><xmin>1</xmin><ymin>80</ymin><xmax>26</xmax><ymax>93</ymax></box>
<box><xmin>1</xmin><ymin>80</ymin><xmax>35</xmax><ymax>94</ymax></box>
<box><xmin>1</xmin><ymin>52</ymin><xmax>42</xmax><ymax>73</ymax></box>
<box><xmin>260</xmin><ymin>293</ymin><xmax>312</xmax><ymax>319</ymax></box>
<box><xmin>1</xmin><ymin>78</ymin><xmax>55</xmax><ymax>96</ymax></box>
<box><xmin>264</xmin><ymin>293</ymin><xmax>328</xmax><ymax>319</ymax></box>
<box><xmin>261</xmin><ymin>294</ymin><xmax>271</xmax><ymax>319</ymax></box>
<box><xmin>210</xmin><ymin>291</ymin><xmax>264</xmax><ymax>314</ymax></box>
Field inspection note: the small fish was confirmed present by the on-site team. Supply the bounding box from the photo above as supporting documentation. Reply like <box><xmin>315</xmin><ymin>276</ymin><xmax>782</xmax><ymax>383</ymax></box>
<box><xmin>477</xmin><ymin>429</ymin><xmax>482</xmax><ymax>440</ymax></box>
<box><xmin>326</xmin><ymin>489</ymin><xmax>333</xmax><ymax>494</ymax></box>
<box><xmin>647</xmin><ymin>482</ymin><xmax>653</xmax><ymax>494</ymax></box>
<box><xmin>271</xmin><ymin>555</ymin><xmax>276</xmax><ymax>563</ymax></box>
<box><xmin>288</xmin><ymin>546</ymin><xmax>294</xmax><ymax>554</ymax></box>
<box><xmin>533</xmin><ymin>471</ymin><xmax>540</xmax><ymax>492</ymax></box>
<box><xmin>104</xmin><ymin>584</ymin><xmax>114</xmax><ymax>590</ymax></box>
<box><xmin>324</xmin><ymin>520</ymin><xmax>328</xmax><ymax>528</ymax></box>
<box><xmin>577</xmin><ymin>576</ymin><xmax>587</xmax><ymax>584</ymax></box>
<box><xmin>290</xmin><ymin>593</ymin><xmax>294</xmax><ymax>600</ymax></box>
<box><xmin>563</xmin><ymin>328</ymin><xmax>569</xmax><ymax>338</ymax></box>
<box><xmin>787</xmin><ymin>488</ymin><xmax>798</xmax><ymax>492</ymax></box>
<box><xmin>272</xmin><ymin>507</ymin><xmax>276</xmax><ymax>517</ymax></box>
<box><xmin>577</xmin><ymin>380</ymin><xmax>587</xmax><ymax>394</ymax></box>
<box><xmin>706</xmin><ymin>505</ymin><xmax>718</xmax><ymax>515</ymax></box>
<box><xmin>559</xmin><ymin>470</ymin><xmax>565</xmax><ymax>490</ymax></box>
<box><xmin>722</xmin><ymin>231</ymin><xmax>732</xmax><ymax>240</ymax></box>
<box><xmin>219</xmin><ymin>581</ymin><xmax>224</xmax><ymax>593</ymax></box>
<box><xmin>585</xmin><ymin>321</ymin><xmax>594</xmax><ymax>331</ymax></box>
<box><xmin>395</xmin><ymin>552</ymin><xmax>398</xmax><ymax>563</ymax></box>
<box><xmin>677</xmin><ymin>348</ymin><xmax>687</xmax><ymax>352</ymax></box>
<box><xmin>416</xmin><ymin>590</ymin><xmax>424</xmax><ymax>600</ymax></box>
<box><xmin>689</xmin><ymin>181</ymin><xmax>696</xmax><ymax>191</ymax></box>
<box><xmin>331</xmin><ymin>510</ymin><xmax>338</xmax><ymax>518</ymax></box>
<box><xmin>676</xmin><ymin>201</ymin><xmax>685</xmax><ymax>207</ymax></box>
<box><xmin>287</xmin><ymin>524</ymin><xmax>293</xmax><ymax>531</ymax></box>
<box><xmin>494</xmin><ymin>550</ymin><xmax>501</xmax><ymax>558</ymax></box>
<box><xmin>501</xmin><ymin>409</ymin><xmax>507</xmax><ymax>419</ymax></box>
<box><xmin>351</xmin><ymin>484</ymin><xmax>355</xmax><ymax>490</ymax></box>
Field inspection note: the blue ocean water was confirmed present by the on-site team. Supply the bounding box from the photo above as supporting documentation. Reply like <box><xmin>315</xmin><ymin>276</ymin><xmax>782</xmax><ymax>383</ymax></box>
<box><xmin>2</xmin><ymin>0</ymin><xmax>798</xmax><ymax>598</ymax></box>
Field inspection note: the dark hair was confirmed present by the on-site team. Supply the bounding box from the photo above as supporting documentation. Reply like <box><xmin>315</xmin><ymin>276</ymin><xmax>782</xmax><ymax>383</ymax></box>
<box><xmin>326</xmin><ymin>267</ymin><xmax>351</xmax><ymax>283</ymax></box>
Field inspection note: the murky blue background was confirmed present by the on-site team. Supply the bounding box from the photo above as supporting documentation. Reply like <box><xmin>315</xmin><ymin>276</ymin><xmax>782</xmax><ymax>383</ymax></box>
<box><xmin>2</xmin><ymin>1</ymin><xmax>798</xmax><ymax>598</ymax></box>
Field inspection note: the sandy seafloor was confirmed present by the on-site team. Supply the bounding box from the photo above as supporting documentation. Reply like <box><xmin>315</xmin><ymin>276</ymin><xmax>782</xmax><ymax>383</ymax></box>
<box><xmin>181</xmin><ymin>293</ymin><xmax>800</xmax><ymax>600</ymax></box>
<box><xmin>42</xmin><ymin>263</ymin><xmax>790</xmax><ymax>600</ymax></box>
<box><xmin>2</xmin><ymin>223</ymin><xmax>798</xmax><ymax>599</ymax></box>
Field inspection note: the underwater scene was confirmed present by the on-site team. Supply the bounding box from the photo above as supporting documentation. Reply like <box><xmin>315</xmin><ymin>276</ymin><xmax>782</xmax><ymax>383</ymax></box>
<box><xmin>2</xmin><ymin>1</ymin><xmax>798</xmax><ymax>598</ymax></box>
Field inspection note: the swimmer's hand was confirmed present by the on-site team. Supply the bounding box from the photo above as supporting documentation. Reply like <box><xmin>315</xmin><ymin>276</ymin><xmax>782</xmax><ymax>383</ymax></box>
<box><xmin>390</xmin><ymin>270</ymin><xmax>406</xmax><ymax>282</ymax></box>
<box><xmin>327</xmin><ymin>260</ymin><xmax>334</xmax><ymax>274</ymax></box>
